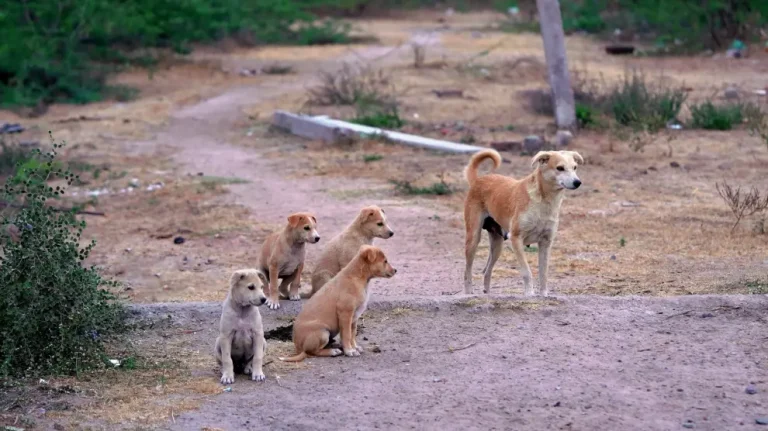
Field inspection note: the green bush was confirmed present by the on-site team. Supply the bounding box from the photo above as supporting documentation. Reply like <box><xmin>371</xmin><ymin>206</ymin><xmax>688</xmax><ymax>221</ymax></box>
<box><xmin>690</xmin><ymin>101</ymin><xmax>744</xmax><ymax>130</ymax></box>
<box><xmin>0</xmin><ymin>0</ymin><xmax>350</xmax><ymax>109</ymax></box>
<box><xmin>575</xmin><ymin>103</ymin><xmax>598</xmax><ymax>128</ymax></box>
<box><xmin>0</xmin><ymin>137</ymin><xmax>125</xmax><ymax>377</ymax></box>
<box><xmin>607</xmin><ymin>71</ymin><xmax>686</xmax><ymax>131</ymax></box>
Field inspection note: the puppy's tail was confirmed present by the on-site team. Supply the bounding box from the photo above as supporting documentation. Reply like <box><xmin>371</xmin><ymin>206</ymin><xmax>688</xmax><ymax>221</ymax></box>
<box><xmin>279</xmin><ymin>352</ymin><xmax>308</xmax><ymax>362</ymax></box>
<box><xmin>464</xmin><ymin>149</ymin><xmax>502</xmax><ymax>185</ymax></box>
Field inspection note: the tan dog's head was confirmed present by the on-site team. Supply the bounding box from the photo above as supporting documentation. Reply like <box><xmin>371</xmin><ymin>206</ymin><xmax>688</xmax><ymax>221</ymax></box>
<box><xmin>358</xmin><ymin>245</ymin><xmax>397</xmax><ymax>279</ymax></box>
<box><xmin>358</xmin><ymin>205</ymin><xmax>394</xmax><ymax>239</ymax></box>
<box><xmin>531</xmin><ymin>150</ymin><xmax>584</xmax><ymax>190</ymax></box>
<box><xmin>287</xmin><ymin>212</ymin><xmax>320</xmax><ymax>244</ymax></box>
<box><xmin>229</xmin><ymin>269</ymin><xmax>268</xmax><ymax>307</ymax></box>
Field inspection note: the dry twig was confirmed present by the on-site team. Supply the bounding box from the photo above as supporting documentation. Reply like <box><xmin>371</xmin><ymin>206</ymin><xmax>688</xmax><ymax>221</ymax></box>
<box><xmin>715</xmin><ymin>181</ymin><xmax>768</xmax><ymax>234</ymax></box>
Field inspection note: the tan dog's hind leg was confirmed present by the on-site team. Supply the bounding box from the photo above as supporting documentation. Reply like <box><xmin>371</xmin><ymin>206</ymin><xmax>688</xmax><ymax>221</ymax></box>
<box><xmin>510</xmin><ymin>235</ymin><xmax>534</xmax><ymax>296</ymax></box>
<box><xmin>279</xmin><ymin>324</ymin><xmax>342</xmax><ymax>362</ymax></box>
<box><xmin>339</xmin><ymin>311</ymin><xmax>359</xmax><ymax>357</ymax></box>
<box><xmin>538</xmin><ymin>238</ymin><xmax>552</xmax><ymax>296</ymax></box>
<box><xmin>310</xmin><ymin>271</ymin><xmax>333</xmax><ymax>296</ymax></box>
<box><xmin>463</xmin><ymin>204</ymin><xmax>484</xmax><ymax>294</ymax></box>
<box><xmin>267</xmin><ymin>264</ymin><xmax>281</xmax><ymax>310</ymax></box>
<box><xmin>288</xmin><ymin>262</ymin><xmax>303</xmax><ymax>301</ymax></box>
<box><xmin>277</xmin><ymin>274</ymin><xmax>295</xmax><ymax>300</ymax></box>
<box><xmin>482</xmin><ymin>232</ymin><xmax>504</xmax><ymax>294</ymax></box>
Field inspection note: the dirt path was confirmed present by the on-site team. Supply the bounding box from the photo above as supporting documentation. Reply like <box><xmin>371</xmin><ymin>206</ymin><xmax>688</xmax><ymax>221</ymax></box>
<box><xmin>127</xmin><ymin>294</ymin><xmax>768</xmax><ymax>431</ymax></box>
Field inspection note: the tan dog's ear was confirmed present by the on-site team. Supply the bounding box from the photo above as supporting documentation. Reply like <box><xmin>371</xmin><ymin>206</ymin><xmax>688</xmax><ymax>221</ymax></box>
<box><xmin>361</xmin><ymin>246</ymin><xmax>378</xmax><ymax>264</ymax></box>
<box><xmin>287</xmin><ymin>214</ymin><xmax>302</xmax><ymax>226</ymax></box>
<box><xmin>309</xmin><ymin>215</ymin><xmax>317</xmax><ymax>224</ymax></box>
<box><xmin>256</xmin><ymin>270</ymin><xmax>268</xmax><ymax>286</ymax></box>
<box><xmin>230</xmin><ymin>270</ymin><xmax>244</xmax><ymax>287</ymax></box>
<box><xmin>531</xmin><ymin>151</ymin><xmax>551</xmax><ymax>168</ymax></box>
<box><xmin>568</xmin><ymin>151</ymin><xmax>584</xmax><ymax>164</ymax></box>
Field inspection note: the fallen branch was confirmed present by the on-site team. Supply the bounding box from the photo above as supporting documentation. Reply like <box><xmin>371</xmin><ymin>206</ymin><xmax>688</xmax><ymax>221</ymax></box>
<box><xmin>665</xmin><ymin>310</ymin><xmax>695</xmax><ymax>319</ymax></box>
<box><xmin>0</xmin><ymin>201</ymin><xmax>105</xmax><ymax>216</ymax></box>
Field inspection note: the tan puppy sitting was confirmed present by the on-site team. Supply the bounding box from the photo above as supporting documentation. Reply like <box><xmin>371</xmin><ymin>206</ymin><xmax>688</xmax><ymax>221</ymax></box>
<box><xmin>279</xmin><ymin>245</ymin><xmax>397</xmax><ymax>362</ymax></box>
<box><xmin>215</xmin><ymin>269</ymin><xmax>268</xmax><ymax>384</ymax></box>
<box><xmin>463</xmin><ymin>149</ymin><xmax>584</xmax><ymax>297</ymax></box>
<box><xmin>309</xmin><ymin>205</ymin><xmax>394</xmax><ymax>297</ymax></box>
<box><xmin>259</xmin><ymin>212</ymin><xmax>320</xmax><ymax>310</ymax></box>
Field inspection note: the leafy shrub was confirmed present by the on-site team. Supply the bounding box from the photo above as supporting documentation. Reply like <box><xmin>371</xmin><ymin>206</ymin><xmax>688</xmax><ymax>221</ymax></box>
<box><xmin>0</xmin><ymin>0</ymin><xmax>350</xmax><ymax>109</ymax></box>
<box><xmin>690</xmin><ymin>101</ymin><xmax>743</xmax><ymax>130</ymax></box>
<box><xmin>575</xmin><ymin>103</ymin><xmax>598</xmax><ymax>128</ymax></box>
<box><xmin>607</xmin><ymin>71</ymin><xmax>686</xmax><ymax>132</ymax></box>
<box><xmin>0</xmin><ymin>137</ymin><xmax>124</xmax><ymax>377</ymax></box>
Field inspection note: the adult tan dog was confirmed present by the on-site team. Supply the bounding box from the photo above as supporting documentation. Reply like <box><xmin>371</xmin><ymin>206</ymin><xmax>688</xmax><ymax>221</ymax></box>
<box><xmin>309</xmin><ymin>205</ymin><xmax>394</xmax><ymax>296</ymax></box>
<box><xmin>214</xmin><ymin>269</ymin><xmax>268</xmax><ymax>384</ymax></box>
<box><xmin>463</xmin><ymin>149</ymin><xmax>583</xmax><ymax>296</ymax></box>
<box><xmin>258</xmin><ymin>212</ymin><xmax>320</xmax><ymax>310</ymax></box>
<box><xmin>279</xmin><ymin>245</ymin><xmax>396</xmax><ymax>362</ymax></box>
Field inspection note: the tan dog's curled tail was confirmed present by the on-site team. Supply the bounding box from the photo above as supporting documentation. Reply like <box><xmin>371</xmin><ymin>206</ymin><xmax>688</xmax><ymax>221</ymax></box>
<box><xmin>464</xmin><ymin>149</ymin><xmax>502</xmax><ymax>185</ymax></box>
<box><xmin>278</xmin><ymin>352</ymin><xmax>308</xmax><ymax>362</ymax></box>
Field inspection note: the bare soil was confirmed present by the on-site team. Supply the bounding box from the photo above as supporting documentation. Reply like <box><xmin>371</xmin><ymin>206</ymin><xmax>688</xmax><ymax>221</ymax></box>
<box><xmin>2</xmin><ymin>9</ymin><xmax>768</xmax><ymax>431</ymax></box>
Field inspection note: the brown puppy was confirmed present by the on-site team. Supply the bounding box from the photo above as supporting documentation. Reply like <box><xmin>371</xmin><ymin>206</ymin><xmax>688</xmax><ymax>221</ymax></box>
<box><xmin>309</xmin><ymin>205</ymin><xmax>394</xmax><ymax>296</ymax></box>
<box><xmin>463</xmin><ymin>149</ymin><xmax>584</xmax><ymax>296</ymax></box>
<box><xmin>258</xmin><ymin>212</ymin><xmax>320</xmax><ymax>310</ymax></box>
<box><xmin>279</xmin><ymin>245</ymin><xmax>396</xmax><ymax>362</ymax></box>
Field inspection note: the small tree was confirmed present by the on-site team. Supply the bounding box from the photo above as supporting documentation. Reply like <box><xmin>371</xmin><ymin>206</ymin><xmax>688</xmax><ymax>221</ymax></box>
<box><xmin>0</xmin><ymin>136</ymin><xmax>124</xmax><ymax>377</ymax></box>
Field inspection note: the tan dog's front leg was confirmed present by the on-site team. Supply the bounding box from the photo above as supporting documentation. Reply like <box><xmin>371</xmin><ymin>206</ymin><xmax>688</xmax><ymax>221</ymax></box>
<box><xmin>538</xmin><ymin>238</ymin><xmax>552</xmax><ymax>296</ymax></box>
<box><xmin>339</xmin><ymin>311</ymin><xmax>359</xmax><ymax>357</ymax></box>
<box><xmin>351</xmin><ymin>320</ymin><xmax>363</xmax><ymax>353</ymax></box>
<box><xmin>267</xmin><ymin>263</ymin><xmax>281</xmax><ymax>310</ymax></box>
<box><xmin>288</xmin><ymin>262</ymin><xmax>303</xmax><ymax>301</ymax></box>
<box><xmin>217</xmin><ymin>334</ymin><xmax>235</xmax><ymax>384</ymax></box>
<box><xmin>248</xmin><ymin>334</ymin><xmax>266</xmax><ymax>382</ymax></box>
<box><xmin>510</xmin><ymin>235</ymin><xmax>534</xmax><ymax>296</ymax></box>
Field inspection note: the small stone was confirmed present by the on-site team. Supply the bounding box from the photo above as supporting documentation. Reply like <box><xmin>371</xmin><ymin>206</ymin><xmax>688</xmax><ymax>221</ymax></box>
<box><xmin>523</xmin><ymin>135</ymin><xmax>544</xmax><ymax>154</ymax></box>
<box><xmin>682</xmin><ymin>422</ymin><xmax>694</xmax><ymax>429</ymax></box>
<box><xmin>724</xmin><ymin>86</ymin><xmax>740</xmax><ymax>100</ymax></box>
<box><xmin>371</xmin><ymin>346</ymin><xmax>382</xmax><ymax>353</ymax></box>
<box><xmin>553</xmin><ymin>401</ymin><xmax>561</xmax><ymax>407</ymax></box>
<box><xmin>756</xmin><ymin>418</ymin><xmax>768</xmax><ymax>425</ymax></box>
<box><xmin>610</xmin><ymin>255</ymin><xmax>617</xmax><ymax>261</ymax></box>
<box><xmin>363</xmin><ymin>337</ymin><xmax>368</xmax><ymax>341</ymax></box>
<box><xmin>746</xmin><ymin>385</ymin><xmax>758</xmax><ymax>395</ymax></box>
<box><xmin>700</xmin><ymin>312</ymin><xmax>714</xmax><ymax>318</ymax></box>
<box><xmin>555</xmin><ymin>130</ymin><xmax>573</xmax><ymax>147</ymax></box>
<box><xmin>670</xmin><ymin>161</ymin><xmax>680</xmax><ymax>168</ymax></box>
<box><xmin>173</xmin><ymin>236</ymin><xmax>185</xmax><ymax>245</ymax></box>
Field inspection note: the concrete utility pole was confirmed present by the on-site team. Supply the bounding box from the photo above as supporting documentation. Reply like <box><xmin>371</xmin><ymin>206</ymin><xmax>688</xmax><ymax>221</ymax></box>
<box><xmin>535</xmin><ymin>0</ymin><xmax>576</xmax><ymax>129</ymax></box>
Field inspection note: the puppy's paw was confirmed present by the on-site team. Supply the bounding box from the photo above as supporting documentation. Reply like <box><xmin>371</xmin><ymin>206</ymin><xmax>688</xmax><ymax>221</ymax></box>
<box><xmin>330</xmin><ymin>348</ymin><xmax>343</xmax><ymax>357</ymax></box>
<box><xmin>289</xmin><ymin>294</ymin><xmax>301</xmax><ymax>301</ymax></box>
<box><xmin>244</xmin><ymin>363</ymin><xmax>252</xmax><ymax>375</ymax></box>
<box><xmin>266</xmin><ymin>298</ymin><xmax>281</xmax><ymax>310</ymax></box>
<box><xmin>220</xmin><ymin>372</ymin><xmax>235</xmax><ymax>385</ymax></box>
<box><xmin>344</xmin><ymin>348</ymin><xmax>361</xmax><ymax>357</ymax></box>
<box><xmin>354</xmin><ymin>345</ymin><xmax>364</xmax><ymax>354</ymax></box>
<box><xmin>251</xmin><ymin>372</ymin><xmax>266</xmax><ymax>382</ymax></box>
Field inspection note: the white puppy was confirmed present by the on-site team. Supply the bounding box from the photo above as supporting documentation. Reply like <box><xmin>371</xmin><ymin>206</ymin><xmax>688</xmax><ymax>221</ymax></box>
<box><xmin>214</xmin><ymin>269</ymin><xmax>268</xmax><ymax>384</ymax></box>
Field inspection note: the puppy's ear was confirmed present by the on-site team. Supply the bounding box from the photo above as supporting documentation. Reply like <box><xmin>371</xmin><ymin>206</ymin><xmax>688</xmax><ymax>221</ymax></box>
<box><xmin>531</xmin><ymin>151</ymin><xmax>551</xmax><ymax>168</ymax></box>
<box><xmin>568</xmin><ymin>151</ymin><xmax>584</xmax><ymax>164</ymax></box>
<box><xmin>309</xmin><ymin>215</ymin><xmax>317</xmax><ymax>224</ymax></box>
<box><xmin>230</xmin><ymin>270</ymin><xmax>244</xmax><ymax>288</ymax></box>
<box><xmin>287</xmin><ymin>214</ymin><xmax>302</xmax><ymax>227</ymax></box>
<box><xmin>361</xmin><ymin>246</ymin><xmax>378</xmax><ymax>264</ymax></box>
<box><xmin>256</xmin><ymin>270</ymin><xmax>268</xmax><ymax>286</ymax></box>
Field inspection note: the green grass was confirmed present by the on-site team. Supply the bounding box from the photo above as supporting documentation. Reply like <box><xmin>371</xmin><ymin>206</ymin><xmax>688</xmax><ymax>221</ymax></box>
<box><xmin>390</xmin><ymin>179</ymin><xmax>453</xmax><ymax>196</ymax></box>
<box><xmin>689</xmin><ymin>101</ymin><xmax>744</xmax><ymax>131</ymax></box>
<box><xmin>746</xmin><ymin>280</ymin><xmax>768</xmax><ymax>294</ymax></box>
<box><xmin>351</xmin><ymin>112</ymin><xmax>404</xmax><ymax>129</ymax></box>
<box><xmin>363</xmin><ymin>154</ymin><xmax>383</xmax><ymax>163</ymax></box>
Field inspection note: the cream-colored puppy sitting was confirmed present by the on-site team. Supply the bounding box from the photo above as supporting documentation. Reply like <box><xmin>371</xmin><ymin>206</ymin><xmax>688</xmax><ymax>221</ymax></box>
<box><xmin>214</xmin><ymin>269</ymin><xmax>268</xmax><ymax>384</ymax></box>
<box><xmin>310</xmin><ymin>205</ymin><xmax>394</xmax><ymax>297</ymax></box>
<box><xmin>280</xmin><ymin>245</ymin><xmax>396</xmax><ymax>362</ymax></box>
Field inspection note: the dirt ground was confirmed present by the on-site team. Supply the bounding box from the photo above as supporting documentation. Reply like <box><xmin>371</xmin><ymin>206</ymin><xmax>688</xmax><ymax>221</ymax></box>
<box><xmin>1</xmin><ymin>9</ymin><xmax>768</xmax><ymax>431</ymax></box>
